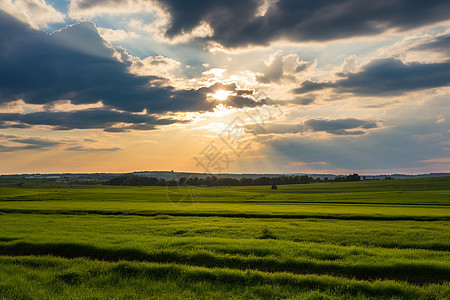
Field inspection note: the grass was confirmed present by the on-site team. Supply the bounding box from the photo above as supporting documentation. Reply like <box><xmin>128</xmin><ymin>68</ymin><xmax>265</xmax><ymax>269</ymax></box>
<box><xmin>0</xmin><ymin>176</ymin><xmax>449</xmax><ymax>298</ymax></box>
<box><xmin>1</xmin><ymin>256</ymin><xmax>449</xmax><ymax>299</ymax></box>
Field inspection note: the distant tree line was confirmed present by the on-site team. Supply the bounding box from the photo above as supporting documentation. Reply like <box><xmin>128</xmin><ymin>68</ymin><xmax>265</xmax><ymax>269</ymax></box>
<box><xmin>104</xmin><ymin>173</ymin><xmax>361</xmax><ymax>187</ymax></box>
<box><xmin>106</xmin><ymin>175</ymin><xmax>161</xmax><ymax>186</ymax></box>
<box><xmin>333</xmin><ymin>173</ymin><xmax>361</xmax><ymax>182</ymax></box>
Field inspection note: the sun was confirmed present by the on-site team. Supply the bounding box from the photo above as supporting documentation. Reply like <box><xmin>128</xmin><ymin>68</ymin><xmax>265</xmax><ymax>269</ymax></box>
<box><xmin>211</xmin><ymin>90</ymin><xmax>232</xmax><ymax>101</ymax></box>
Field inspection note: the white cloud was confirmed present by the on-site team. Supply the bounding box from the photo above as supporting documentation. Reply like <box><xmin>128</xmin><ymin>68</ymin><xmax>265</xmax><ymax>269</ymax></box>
<box><xmin>69</xmin><ymin>0</ymin><xmax>159</xmax><ymax>19</ymax></box>
<box><xmin>257</xmin><ymin>51</ymin><xmax>317</xmax><ymax>84</ymax></box>
<box><xmin>118</xmin><ymin>51</ymin><xmax>183</xmax><ymax>85</ymax></box>
<box><xmin>436</xmin><ymin>116</ymin><xmax>447</xmax><ymax>124</ymax></box>
<box><xmin>98</xmin><ymin>27</ymin><xmax>138</xmax><ymax>42</ymax></box>
<box><xmin>0</xmin><ymin>0</ymin><xmax>65</xmax><ymax>28</ymax></box>
<box><xmin>339</xmin><ymin>55</ymin><xmax>358</xmax><ymax>73</ymax></box>
<box><xmin>374</xmin><ymin>31</ymin><xmax>450</xmax><ymax>63</ymax></box>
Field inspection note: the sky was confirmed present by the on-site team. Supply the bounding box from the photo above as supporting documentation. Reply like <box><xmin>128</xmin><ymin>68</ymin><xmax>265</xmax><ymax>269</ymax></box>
<box><xmin>0</xmin><ymin>0</ymin><xmax>449</xmax><ymax>175</ymax></box>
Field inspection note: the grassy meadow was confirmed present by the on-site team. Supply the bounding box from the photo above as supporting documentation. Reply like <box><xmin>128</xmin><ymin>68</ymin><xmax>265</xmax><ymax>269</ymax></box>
<box><xmin>0</xmin><ymin>176</ymin><xmax>449</xmax><ymax>299</ymax></box>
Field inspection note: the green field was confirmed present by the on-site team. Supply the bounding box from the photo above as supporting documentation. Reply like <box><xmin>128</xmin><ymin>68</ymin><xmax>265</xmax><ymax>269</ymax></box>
<box><xmin>0</xmin><ymin>177</ymin><xmax>449</xmax><ymax>299</ymax></box>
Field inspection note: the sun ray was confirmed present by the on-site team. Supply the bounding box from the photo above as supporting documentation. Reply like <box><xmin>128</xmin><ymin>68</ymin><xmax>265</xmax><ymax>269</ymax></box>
<box><xmin>211</xmin><ymin>90</ymin><xmax>233</xmax><ymax>101</ymax></box>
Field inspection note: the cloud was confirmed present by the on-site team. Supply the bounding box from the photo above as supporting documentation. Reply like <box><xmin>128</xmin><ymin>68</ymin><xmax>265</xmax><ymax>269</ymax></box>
<box><xmin>163</xmin><ymin>0</ymin><xmax>450</xmax><ymax>47</ymax></box>
<box><xmin>260</xmin><ymin>116</ymin><xmax>450</xmax><ymax>172</ymax></box>
<box><xmin>0</xmin><ymin>10</ymin><xmax>263</xmax><ymax>117</ymax></box>
<box><xmin>292</xmin><ymin>81</ymin><xmax>334</xmax><ymax>95</ymax></box>
<box><xmin>0</xmin><ymin>145</ymin><xmax>47</xmax><ymax>152</ymax></box>
<box><xmin>0</xmin><ymin>132</ymin><xmax>121</xmax><ymax>153</ymax></box>
<box><xmin>65</xmin><ymin>145</ymin><xmax>121</xmax><ymax>152</ymax></box>
<box><xmin>257</xmin><ymin>51</ymin><xmax>284</xmax><ymax>83</ymax></box>
<box><xmin>256</xmin><ymin>51</ymin><xmax>316</xmax><ymax>84</ymax></box>
<box><xmin>253</xmin><ymin>93</ymin><xmax>450</xmax><ymax>173</ymax></box>
<box><xmin>246</xmin><ymin>118</ymin><xmax>379</xmax><ymax>136</ymax></box>
<box><xmin>361</xmin><ymin>100</ymin><xmax>401</xmax><ymax>109</ymax></box>
<box><xmin>0</xmin><ymin>133</ymin><xmax>18</xmax><ymax>139</ymax></box>
<box><xmin>287</xmin><ymin>161</ymin><xmax>328</xmax><ymax>167</ymax></box>
<box><xmin>68</xmin><ymin>0</ymin><xmax>156</xmax><ymax>18</ymax></box>
<box><xmin>66</xmin><ymin>0</ymin><xmax>450</xmax><ymax>48</ymax></box>
<box><xmin>417</xmin><ymin>157</ymin><xmax>450</xmax><ymax>163</ymax></box>
<box><xmin>127</xmin><ymin>54</ymin><xmax>182</xmax><ymax>79</ymax></box>
<box><xmin>339</xmin><ymin>55</ymin><xmax>358</xmax><ymax>74</ymax></box>
<box><xmin>293</xmin><ymin>58</ymin><xmax>450</xmax><ymax>96</ymax></box>
<box><xmin>411</xmin><ymin>34</ymin><xmax>450</xmax><ymax>54</ymax></box>
<box><xmin>290</xmin><ymin>96</ymin><xmax>315</xmax><ymax>106</ymax></box>
<box><xmin>0</xmin><ymin>109</ymin><xmax>179</xmax><ymax>131</ymax></box>
<box><xmin>98</xmin><ymin>27</ymin><xmax>138</xmax><ymax>42</ymax></box>
<box><xmin>247</xmin><ymin>123</ymin><xmax>303</xmax><ymax>134</ymax></box>
<box><xmin>9</xmin><ymin>137</ymin><xmax>61</xmax><ymax>146</ymax></box>
<box><xmin>304</xmin><ymin>118</ymin><xmax>379</xmax><ymax>135</ymax></box>
<box><xmin>0</xmin><ymin>135</ymin><xmax>61</xmax><ymax>152</ymax></box>
<box><xmin>0</xmin><ymin>0</ymin><xmax>65</xmax><ymax>29</ymax></box>
<box><xmin>0</xmin><ymin>123</ymin><xmax>32</xmax><ymax>129</ymax></box>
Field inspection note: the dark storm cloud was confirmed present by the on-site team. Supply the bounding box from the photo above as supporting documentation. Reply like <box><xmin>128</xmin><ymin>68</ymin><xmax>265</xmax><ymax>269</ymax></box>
<box><xmin>69</xmin><ymin>0</ymin><xmax>450</xmax><ymax>47</ymax></box>
<box><xmin>0</xmin><ymin>10</ymin><xmax>260</xmax><ymax>114</ymax></box>
<box><xmin>293</xmin><ymin>58</ymin><xmax>450</xmax><ymax>96</ymax></box>
<box><xmin>157</xmin><ymin>0</ymin><xmax>450</xmax><ymax>47</ymax></box>
<box><xmin>0</xmin><ymin>109</ymin><xmax>179</xmax><ymax>131</ymax></box>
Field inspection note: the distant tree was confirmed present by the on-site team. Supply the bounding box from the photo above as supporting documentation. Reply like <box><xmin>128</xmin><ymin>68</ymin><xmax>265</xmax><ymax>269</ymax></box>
<box><xmin>348</xmin><ymin>173</ymin><xmax>361</xmax><ymax>181</ymax></box>
<box><xmin>271</xmin><ymin>184</ymin><xmax>277</xmax><ymax>190</ymax></box>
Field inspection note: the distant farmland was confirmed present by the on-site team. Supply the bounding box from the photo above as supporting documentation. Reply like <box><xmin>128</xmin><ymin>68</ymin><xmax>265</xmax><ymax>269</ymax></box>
<box><xmin>0</xmin><ymin>177</ymin><xmax>449</xmax><ymax>299</ymax></box>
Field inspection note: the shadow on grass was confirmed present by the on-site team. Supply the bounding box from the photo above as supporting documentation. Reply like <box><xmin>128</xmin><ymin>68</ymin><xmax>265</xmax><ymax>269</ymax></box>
<box><xmin>1</xmin><ymin>208</ymin><xmax>449</xmax><ymax>221</ymax></box>
<box><xmin>0</xmin><ymin>241</ymin><xmax>448</xmax><ymax>284</ymax></box>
